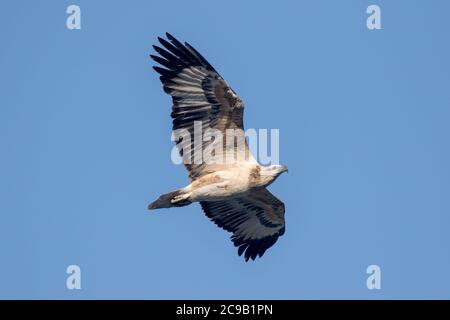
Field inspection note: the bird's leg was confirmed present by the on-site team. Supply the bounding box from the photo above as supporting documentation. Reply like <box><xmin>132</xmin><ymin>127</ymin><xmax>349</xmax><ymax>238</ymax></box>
<box><xmin>171</xmin><ymin>192</ymin><xmax>191</xmax><ymax>204</ymax></box>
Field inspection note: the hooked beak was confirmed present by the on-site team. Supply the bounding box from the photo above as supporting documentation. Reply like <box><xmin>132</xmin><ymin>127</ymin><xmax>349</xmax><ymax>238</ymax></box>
<box><xmin>281</xmin><ymin>166</ymin><xmax>289</xmax><ymax>173</ymax></box>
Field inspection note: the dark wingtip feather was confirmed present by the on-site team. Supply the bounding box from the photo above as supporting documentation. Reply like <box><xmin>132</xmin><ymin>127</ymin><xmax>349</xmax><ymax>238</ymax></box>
<box><xmin>166</xmin><ymin>32</ymin><xmax>176</xmax><ymax>41</ymax></box>
<box><xmin>233</xmin><ymin>233</ymin><xmax>283</xmax><ymax>262</ymax></box>
<box><xmin>152</xmin><ymin>66</ymin><xmax>174</xmax><ymax>78</ymax></box>
<box><xmin>151</xmin><ymin>55</ymin><xmax>175</xmax><ymax>70</ymax></box>
<box><xmin>238</xmin><ymin>245</ymin><xmax>246</xmax><ymax>256</ymax></box>
<box><xmin>152</xmin><ymin>33</ymin><xmax>219</xmax><ymax>76</ymax></box>
<box><xmin>184</xmin><ymin>42</ymin><xmax>217</xmax><ymax>73</ymax></box>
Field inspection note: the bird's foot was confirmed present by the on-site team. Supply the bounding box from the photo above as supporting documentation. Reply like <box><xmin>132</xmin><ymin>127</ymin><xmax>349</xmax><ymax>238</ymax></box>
<box><xmin>171</xmin><ymin>193</ymin><xmax>190</xmax><ymax>204</ymax></box>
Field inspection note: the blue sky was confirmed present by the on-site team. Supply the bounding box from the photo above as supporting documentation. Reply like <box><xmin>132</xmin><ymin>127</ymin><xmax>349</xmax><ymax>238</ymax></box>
<box><xmin>1</xmin><ymin>0</ymin><xmax>449</xmax><ymax>299</ymax></box>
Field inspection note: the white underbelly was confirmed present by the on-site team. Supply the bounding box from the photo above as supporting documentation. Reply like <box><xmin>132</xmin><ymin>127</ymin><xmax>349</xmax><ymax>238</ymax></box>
<box><xmin>189</xmin><ymin>181</ymin><xmax>249</xmax><ymax>202</ymax></box>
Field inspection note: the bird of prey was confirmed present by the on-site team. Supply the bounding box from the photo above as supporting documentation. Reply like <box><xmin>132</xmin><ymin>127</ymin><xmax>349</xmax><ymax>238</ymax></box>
<box><xmin>149</xmin><ymin>33</ymin><xmax>288</xmax><ymax>261</ymax></box>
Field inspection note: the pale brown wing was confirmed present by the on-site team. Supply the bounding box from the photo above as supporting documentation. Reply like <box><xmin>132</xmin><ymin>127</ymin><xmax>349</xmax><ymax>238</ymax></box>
<box><xmin>151</xmin><ymin>33</ymin><xmax>256</xmax><ymax>181</ymax></box>
<box><xmin>200</xmin><ymin>188</ymin><xmax>285</xmax><ymax>261</ymax></box>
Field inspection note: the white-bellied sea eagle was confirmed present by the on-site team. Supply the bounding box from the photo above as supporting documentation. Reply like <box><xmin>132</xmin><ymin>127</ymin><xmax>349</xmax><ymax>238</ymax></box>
<box><xmin>149</xmin><ymin>33</ymin><xmax>288</xmax><ymax>261</ymax></box>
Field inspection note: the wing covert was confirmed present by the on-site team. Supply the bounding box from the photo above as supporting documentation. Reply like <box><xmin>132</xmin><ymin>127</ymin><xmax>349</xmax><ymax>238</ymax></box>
<box><xmin>151</xmin><ymin>33</ymin><xmax>256</xmax><ymax>180</ymax></box>
<box><xmin>200</xmin><ymin>188</ymin><xmax>285</xmax><ymax>261</ymax></box>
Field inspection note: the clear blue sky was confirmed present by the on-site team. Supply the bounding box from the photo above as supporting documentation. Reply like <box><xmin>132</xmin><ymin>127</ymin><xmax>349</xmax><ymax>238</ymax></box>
<box><xmin>1</xmin><ymin>0</ymin><xmax>449</xmax><ymax>299</ymax></box>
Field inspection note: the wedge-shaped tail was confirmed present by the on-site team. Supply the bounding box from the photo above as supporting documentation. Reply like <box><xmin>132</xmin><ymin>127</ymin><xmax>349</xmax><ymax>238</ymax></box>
<box><xmin>148</xmin><ymin>189</ymin><xmax>191</xmax><ymax>209</ymax></box>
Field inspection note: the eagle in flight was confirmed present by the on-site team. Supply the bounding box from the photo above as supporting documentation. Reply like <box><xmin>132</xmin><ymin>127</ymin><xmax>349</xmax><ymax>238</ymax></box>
<box><xmin>149</xmin><ymin>33</ymin><xmax>288</xmax><ymax>261</ymax></box>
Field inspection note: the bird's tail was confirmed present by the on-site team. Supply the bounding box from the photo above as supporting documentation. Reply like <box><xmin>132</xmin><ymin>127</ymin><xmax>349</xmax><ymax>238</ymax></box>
<box><xmin>148</xmin><ymin>189</ymin><xmax>191</xmax><ymax>210</ymax></box>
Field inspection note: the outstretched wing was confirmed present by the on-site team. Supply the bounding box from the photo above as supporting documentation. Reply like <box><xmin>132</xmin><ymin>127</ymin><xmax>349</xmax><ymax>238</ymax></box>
<box><xmin>151</xmin><ymin>33</ymin><xmax>256</xmax><ymax>181</ymax></box>
<box><xmin>200</xmin><ymin>188</ymin><xmax>285</xmax><ymax>261</ymax></box>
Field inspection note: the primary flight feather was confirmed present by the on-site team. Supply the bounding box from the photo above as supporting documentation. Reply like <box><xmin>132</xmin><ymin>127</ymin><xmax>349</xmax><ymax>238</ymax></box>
<box><xmin>149</xmin><ymin>33</ymin><xmax>288</xmax><ymax>261</ymax></box>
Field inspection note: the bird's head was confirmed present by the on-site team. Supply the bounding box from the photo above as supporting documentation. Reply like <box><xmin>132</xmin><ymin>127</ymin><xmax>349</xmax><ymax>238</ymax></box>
<box><xmin>258</xmin><ymin>164</ymin><xmax>288</xmax><ymax>184</ymax></box>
